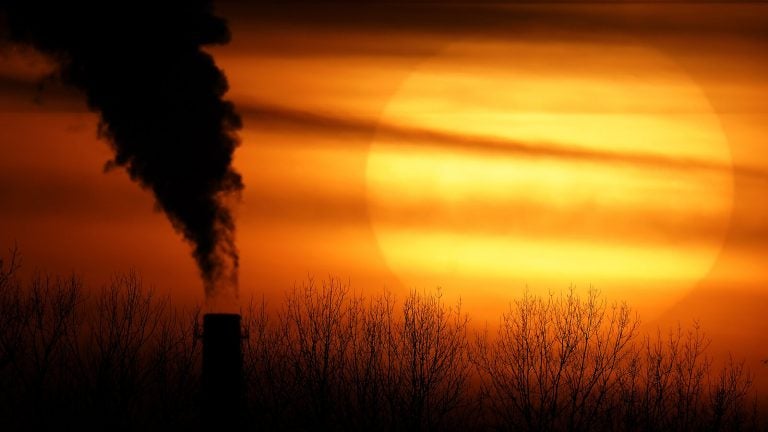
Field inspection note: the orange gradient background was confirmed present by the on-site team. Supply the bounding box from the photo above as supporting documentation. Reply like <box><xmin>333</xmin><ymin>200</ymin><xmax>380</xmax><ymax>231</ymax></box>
<box><xmin>2</xmin><ymin>1</ymin><xmax>768</xmax><ymax>389</ymax></box>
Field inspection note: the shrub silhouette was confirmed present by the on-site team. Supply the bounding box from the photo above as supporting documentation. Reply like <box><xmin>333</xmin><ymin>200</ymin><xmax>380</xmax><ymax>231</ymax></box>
<box><xmin>474</xmin><ymin>288</ymin><xmax>639</xmax><ymax>431</ymax></box>
<box><xmin>0</xmin><ymin>250</ymin><xmax>201</xmax><ymax>431</ymax></box>
<box><xmin>473</xmin><ymin>289</ymin><xmax>757</xmax><ymax>432</ymax></box>
<box><xmin>242</xmin><ymin>279</ymin><xmax>474</xmax><ymax>431</ymax></box>
<box><xmin>0</xmin><ymin>248</ymin><xmax>761</xmax><ymax>431</ymax></box>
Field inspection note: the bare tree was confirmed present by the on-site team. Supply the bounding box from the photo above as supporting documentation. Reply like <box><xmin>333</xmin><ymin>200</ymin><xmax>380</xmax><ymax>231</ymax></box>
<box><xmin>0</xmin><ymin>248</ymin><xmax>81</xmax><ymax>430</ymax></box>
<box><xmin>148</xmin><ymin>303</ymin><xmax>201</xmax><ymax>427</ymax></box>
<box><xmin>278</xmin><ymin>277</ymin><xmax>358</xmax><ymax>429</ymax></box>
<box><xmin>389</xmin><ymin>289</ymin><xmax>473</xmax><ymax>431</ymax></box>
<box><xmin>21</xmin><ymin>273</ymin><xmax>82</xmax><ymax>427</ymax></box>
<box><xmin>240</xmin><ymin>281</ymin><xmax>475</xmax><ymax>431</ymax></box>
<box><xmin>475</xmin><ymin>288</ymin><xmax>640</xmax><ymax>431</ymax></box>
<box><xmin>0</xmin><ymin>246</ymin><xmax>25</xmax><ymax>376</ymax></box>
<box><xmin>708</xmin><ymin>355</ymin><xmax>754</xmax><ymax>432</ymax></box>
<box><xmin>242</xmin><ymin>295</ymin><xmax>297</xmax><ymax>429</ymax></box>
<box><xmin>343</xmin><ymin>290</ymin><xmax>397</xmax><ymax>431</ymax></box>
<box><xmin>475</xmin><ymin>288</ymin><xmax>758</xmax><ymax>432</ymax></box>
<box><xmin>70</xmin><ymin>271</ymin><xmax>167</xmax><ymax>429</ymax></box>
<box><xmin>619</xmin><ymin>324</ymin><xmax>711</xmax><ymax>431</ymax></box>
<box><xmin>0</xmin><ymin>249</ymin><xmax>761</xmax><ymax>431</ymax></box>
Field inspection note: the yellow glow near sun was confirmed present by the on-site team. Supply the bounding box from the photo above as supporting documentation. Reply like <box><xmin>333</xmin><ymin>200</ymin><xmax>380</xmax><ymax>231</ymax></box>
<box><xmin>365</xmin><ymin>40</ymin><xmax>733</xmax><ymax>317</ymax></box>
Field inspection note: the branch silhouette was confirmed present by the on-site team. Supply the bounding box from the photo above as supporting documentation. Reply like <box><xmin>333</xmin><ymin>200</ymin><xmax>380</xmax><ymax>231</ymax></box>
<box><xmin>0</xmin><ymin>248</ymin><xmax>760</xmax><ymax>431</ymax></box>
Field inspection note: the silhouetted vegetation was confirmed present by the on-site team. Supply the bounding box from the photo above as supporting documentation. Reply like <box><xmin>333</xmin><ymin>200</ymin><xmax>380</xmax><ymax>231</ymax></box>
<box><xmin>0</xmin><ymin>247</ymin><xmax>762</xmax><ymax>431</ymax></box>
<box><xmin>474</xmin><ymin>290</ymin><xmax>756</xmax><ymax>432</ymax></box>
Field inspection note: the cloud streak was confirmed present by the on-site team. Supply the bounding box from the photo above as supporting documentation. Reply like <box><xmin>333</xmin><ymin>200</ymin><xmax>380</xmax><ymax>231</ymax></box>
<box><xmin>224</xmin><ymin>2</ymin><xmax>768</xmax><ymax>45</ymax></box>
<box><xmin>243</xmin><ymin>102</ymin><xmax>768</xmax><ymax>182</ymax></box>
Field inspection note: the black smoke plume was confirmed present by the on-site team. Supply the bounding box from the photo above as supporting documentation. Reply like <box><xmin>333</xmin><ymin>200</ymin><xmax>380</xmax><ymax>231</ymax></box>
<box><xmin>0</xmin><ymin>1</ymin><xmax>243</xmax><ymax>297</ymax></box>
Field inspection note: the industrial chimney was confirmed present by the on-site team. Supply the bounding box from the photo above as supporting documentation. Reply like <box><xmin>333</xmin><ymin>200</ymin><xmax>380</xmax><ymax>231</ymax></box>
<box><xmin>201</xmin><ymin>313</ymin><xmax>244</xmax><ymax>429</ymax></box>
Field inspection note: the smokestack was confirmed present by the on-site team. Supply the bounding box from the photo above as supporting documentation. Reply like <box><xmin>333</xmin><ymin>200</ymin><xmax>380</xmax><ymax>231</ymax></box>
<box><xmin>202</xmin><ymin>313</ymin><xmax>244</xmax><ymax>429</ymax></box>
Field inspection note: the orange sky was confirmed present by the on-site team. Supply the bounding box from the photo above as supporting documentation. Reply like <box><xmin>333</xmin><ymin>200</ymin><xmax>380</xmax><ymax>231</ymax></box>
<box><xmin>2</xmin><ymin>1</ymin><xmax>768</xmax><ymax>388</ymax></box>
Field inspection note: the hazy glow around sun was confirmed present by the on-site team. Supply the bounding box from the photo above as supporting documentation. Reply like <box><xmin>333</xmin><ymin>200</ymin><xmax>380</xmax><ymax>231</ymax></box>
<box><xmin>365</xmin><ymin>40</ymin><xmax>733</xmax><ymax>315</ymax></box>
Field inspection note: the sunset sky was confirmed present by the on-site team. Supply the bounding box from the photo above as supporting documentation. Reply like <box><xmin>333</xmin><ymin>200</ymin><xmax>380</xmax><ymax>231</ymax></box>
<box><xmin>2</xmin><ymin>1</ymin><xmax>768</xmax><ymax>387</ymax></box>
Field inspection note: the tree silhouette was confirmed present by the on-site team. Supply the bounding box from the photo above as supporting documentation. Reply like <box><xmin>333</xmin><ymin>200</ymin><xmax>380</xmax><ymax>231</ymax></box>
<box><xmin>0</xmin><ymin>247</ymin><xmax>761</xmax><ymax>431</ymax></box>
<box><xmin>474</xmin><ymin>288</ymin><xmax>759</xmax><ymax>432</ymax></box>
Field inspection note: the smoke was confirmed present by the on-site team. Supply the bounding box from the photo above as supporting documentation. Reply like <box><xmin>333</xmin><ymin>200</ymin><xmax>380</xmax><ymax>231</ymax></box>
<box><xmin>0</xmin><ymin>1</ymin><xmax>243</xmax><ymax>298</ymax></box>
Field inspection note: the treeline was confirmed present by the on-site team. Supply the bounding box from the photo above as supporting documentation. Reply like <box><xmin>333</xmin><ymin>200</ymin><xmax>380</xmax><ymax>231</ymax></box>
<box><xmin>0</xmin><ymin>248</ymin><xmax>761</xmax><ymax>431</ymax></box>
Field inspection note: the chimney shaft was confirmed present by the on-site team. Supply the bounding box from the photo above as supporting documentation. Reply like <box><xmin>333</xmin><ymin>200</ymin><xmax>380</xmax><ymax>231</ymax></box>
<box><xmin>202</xmin><ymin>313</ymin><xmax>243</xmax><ymax>428</ymax></box>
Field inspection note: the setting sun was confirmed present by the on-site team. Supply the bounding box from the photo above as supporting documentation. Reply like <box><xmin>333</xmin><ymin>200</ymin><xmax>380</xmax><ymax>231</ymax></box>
<box><xmin>367</xmin><ymin>40</ymin><xmax>732</xmax><ymax>314</ymax></box>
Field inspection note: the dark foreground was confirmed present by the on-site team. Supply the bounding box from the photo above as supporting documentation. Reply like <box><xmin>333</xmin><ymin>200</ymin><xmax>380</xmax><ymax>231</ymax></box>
<box><xmin>0</xmin><ymin>253</ymin><xmax>762</xmax><ymax>431</ymax></box>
